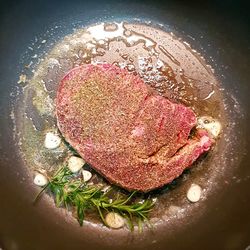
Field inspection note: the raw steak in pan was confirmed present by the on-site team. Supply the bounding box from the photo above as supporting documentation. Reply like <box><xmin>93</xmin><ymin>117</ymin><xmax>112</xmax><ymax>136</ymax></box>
<box><xmin>56</xmin><ymin>64</ymin><xmax>212</xmax><ymax>192</ymax></box>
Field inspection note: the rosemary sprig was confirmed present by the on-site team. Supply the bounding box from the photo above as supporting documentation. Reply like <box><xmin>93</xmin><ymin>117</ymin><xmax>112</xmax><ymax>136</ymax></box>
<box><xmin>34</xmin><ymin>166</ymin><xmax>154</xmax><ymax>230</ymax></box>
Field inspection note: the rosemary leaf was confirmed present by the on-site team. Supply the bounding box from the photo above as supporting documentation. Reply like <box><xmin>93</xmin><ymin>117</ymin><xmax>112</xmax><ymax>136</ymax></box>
<box><xmin>34</xmin><ymin>166</ymin><xmax>155</xmax><ymax>230</ymax></box>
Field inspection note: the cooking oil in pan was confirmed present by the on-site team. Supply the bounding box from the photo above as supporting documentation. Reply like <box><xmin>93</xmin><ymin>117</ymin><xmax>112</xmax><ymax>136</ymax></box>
<box><xmin>13</xmin><ymin>21</ymin><xmax>240</xmax><ymax>234</ymax></box>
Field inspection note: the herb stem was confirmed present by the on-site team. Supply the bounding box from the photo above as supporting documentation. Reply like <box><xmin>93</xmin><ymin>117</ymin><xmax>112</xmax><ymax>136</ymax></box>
<box><xmin>34</xmin><ymin>166</ymin><xmax>154</xmax><ymax>230</ymax></box>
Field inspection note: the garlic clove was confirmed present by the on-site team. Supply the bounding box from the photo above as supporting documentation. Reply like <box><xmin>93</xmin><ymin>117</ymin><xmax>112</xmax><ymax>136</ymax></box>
<box><xmin>105</xmin><ymin>212</ymin><xmax>125</xmax><ymax>229</ymax></box>
<box><xmin>44</xmin><ymin>132</ymin><xmax>61</xmax><ymax>149</ymax></box>
<box><xmin>34</xmin><ymin>173</ymin><xmax>48</xmax><ymax>187</ymax></box>
<box><xmin>82</xmin><ymin>170</ymin><xmax>92</xmax><ymax>182</ymax></box>
<box><xmin>67</xmin><ymin>156</ymin><xmax>85</xmax><ymax>173</ymax></box>
<box><xmin>187</xmin><ymin>184</ymin><xmax>202</xmax><ymax>203</ymax></box>
<box><xmin>197</xmin><ymin>116</ymin><xmax>222</xmax><ymax>138</ymax></box>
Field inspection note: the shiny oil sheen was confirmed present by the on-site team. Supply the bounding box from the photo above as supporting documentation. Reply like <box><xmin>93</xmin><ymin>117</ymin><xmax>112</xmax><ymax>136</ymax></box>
<box><xmin>0</xmin><ymin>0</ymin><xmax>249</xmax><ymax>250</ymax></box>
<box><xmin>16</xmin><ymin>21</ymin><xmax>227</xmax><ymax>227</ymax></box>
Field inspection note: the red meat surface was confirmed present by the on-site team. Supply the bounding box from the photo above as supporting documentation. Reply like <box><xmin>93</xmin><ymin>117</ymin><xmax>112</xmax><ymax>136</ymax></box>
<box><xmin>56</xmin><ymin>64</ymin><xmax>212</xmax><ymax>192</ymax></box>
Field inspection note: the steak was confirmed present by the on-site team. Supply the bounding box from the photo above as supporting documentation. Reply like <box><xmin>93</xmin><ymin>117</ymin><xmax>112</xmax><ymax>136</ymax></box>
<box><xmin>56</xmin><ymin>63</ymin><xmax>213</xmax><ymax>192</ymax></box>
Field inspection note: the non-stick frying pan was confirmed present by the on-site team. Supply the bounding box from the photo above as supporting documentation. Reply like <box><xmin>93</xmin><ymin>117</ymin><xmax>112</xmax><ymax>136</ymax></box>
<box><xmin>0</xmin><ymin>0</ymin><xmax>249</xmax><ymax>249</ymax></box>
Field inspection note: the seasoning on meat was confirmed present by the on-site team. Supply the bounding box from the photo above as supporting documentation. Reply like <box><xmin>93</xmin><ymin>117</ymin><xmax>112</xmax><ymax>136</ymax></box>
<box><xmin>56</xmin><ymin>64</ymin><xmax>213</xmax><ymax>192</ymax></box>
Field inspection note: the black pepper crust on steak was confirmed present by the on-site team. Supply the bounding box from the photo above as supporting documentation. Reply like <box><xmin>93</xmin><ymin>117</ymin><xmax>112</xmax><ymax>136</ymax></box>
<box><xmin>56</xmin><ymin>63</ymin><xmax>213</xmax><ymax>192</ymax></box>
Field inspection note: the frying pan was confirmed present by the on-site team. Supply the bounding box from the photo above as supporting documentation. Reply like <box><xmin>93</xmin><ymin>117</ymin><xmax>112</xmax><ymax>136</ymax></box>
<box><xmin>0</xmin><ymin>0</ymin><xmax>249</xmax><ymax>249</ymax></box>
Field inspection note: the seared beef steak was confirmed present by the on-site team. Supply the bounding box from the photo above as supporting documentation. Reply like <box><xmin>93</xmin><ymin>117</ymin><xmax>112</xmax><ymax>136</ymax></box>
<box><xmin>56</xmin><ymin>64</ymin><xmax>212</xmax><ymax>192</ymax></box>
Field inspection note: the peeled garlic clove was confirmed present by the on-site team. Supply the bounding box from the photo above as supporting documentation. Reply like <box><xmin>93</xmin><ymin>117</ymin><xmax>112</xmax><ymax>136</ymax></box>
<box><xmin>44</xmin><ymin>132</ymin><xmax>61</xmax><ymax>149</ymax></box>
<box><xmin>67</xmin><ymin>156</ymin><xmax>85</xmax><ymax>173</ymax></box>
<box><xmin>105</xmin><ymin>212</ymin><xmax>125</xmax><ymax>229</ymax></box>
<box><xmin>82</xmin><ymin>170</ymin><xmax>92</xmax><ymax>182</ymax></box>
<box><xmin>34</xmin><ymin>173</ymin><xmax>48</xmax><ymax>186</ymax></box>
<box><xmin>187</xmin><ymin>184</ymin><xmax>202</xmax><ymax>203</ymax></box>
<box><xmin>197</xmin><ymin>116</ymin><xmax>222</xmax><ymax>138</ymax></box>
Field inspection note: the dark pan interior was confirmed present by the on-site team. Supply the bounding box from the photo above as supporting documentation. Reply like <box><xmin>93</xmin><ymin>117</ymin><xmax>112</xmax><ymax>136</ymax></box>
<box><xmin>0</xmin><ymin>0</ymin><xmax>249</xmax><ymax>249</ymax></box>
